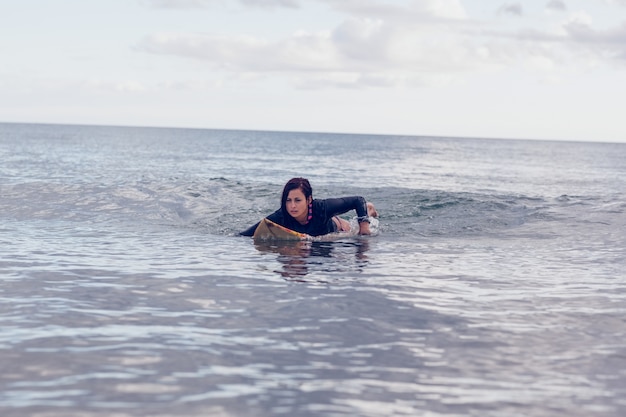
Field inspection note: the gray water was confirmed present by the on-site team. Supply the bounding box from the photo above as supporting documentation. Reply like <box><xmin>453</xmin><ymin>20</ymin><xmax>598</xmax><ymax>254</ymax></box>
<box><xmin>1</xmin><ymin>123</ymin><xmax>625</xmax><ymax>416</ymax></box>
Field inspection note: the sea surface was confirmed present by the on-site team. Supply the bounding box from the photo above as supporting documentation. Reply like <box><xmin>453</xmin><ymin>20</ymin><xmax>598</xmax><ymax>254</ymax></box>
<box><xmin>1</xmin><ymin>122</ymin><xmax>625</xmax><ymax>417</ymax></box>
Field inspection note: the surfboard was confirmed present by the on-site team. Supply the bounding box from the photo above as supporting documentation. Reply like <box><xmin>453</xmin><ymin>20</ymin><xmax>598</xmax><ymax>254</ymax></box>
<box><xmin>252</xmin><ymin>217</ymin><xmax>377</xmax><ymax>242</ymax></box>
<box><xmin>253</xmin><ymin>218</ymin><xmax>308</xmax><ymax>241</ymax></box>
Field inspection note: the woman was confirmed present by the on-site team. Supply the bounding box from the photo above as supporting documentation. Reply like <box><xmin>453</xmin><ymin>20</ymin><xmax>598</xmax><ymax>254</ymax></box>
<box><xmin>240</xmin><ymin>177</ymin><xmax>378</xmax><ymax>237</ymax></box>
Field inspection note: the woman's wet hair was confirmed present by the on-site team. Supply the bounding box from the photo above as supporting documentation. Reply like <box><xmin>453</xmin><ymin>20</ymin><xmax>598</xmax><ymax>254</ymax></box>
<box><xmin>281</xmin><ymin>177</ymin><xmax>312</xmax><ymax>212</ymax></box>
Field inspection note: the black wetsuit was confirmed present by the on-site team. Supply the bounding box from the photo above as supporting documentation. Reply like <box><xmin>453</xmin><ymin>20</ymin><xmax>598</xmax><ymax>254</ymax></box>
<box><xmin>240</xmin><ymin>196</ymin><xmax>368</xmax><ymax>237</ymax></box>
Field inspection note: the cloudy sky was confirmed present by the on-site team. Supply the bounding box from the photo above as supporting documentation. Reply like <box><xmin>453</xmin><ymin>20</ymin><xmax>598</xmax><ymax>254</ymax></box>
<box><xmin>2</xmin><ymin>0</ymin><xmax>625</xmax><ymax>142</ymax></box>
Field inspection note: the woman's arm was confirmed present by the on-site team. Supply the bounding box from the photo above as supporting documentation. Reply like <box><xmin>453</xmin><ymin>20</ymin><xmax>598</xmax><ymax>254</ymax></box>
<box><xmin>324</xmin><ymin>196</ymin><xmax>368</xmax><ymax>217</ymax></box>
<box><xmin>324</xmin><ymin>196</ymin><xmax>371</xmax><ymax>235</ymax></box>
<box><xmin>239</xmin><ymin>221</ymin><xmax>260</xmax><ymax>236</ymax></box>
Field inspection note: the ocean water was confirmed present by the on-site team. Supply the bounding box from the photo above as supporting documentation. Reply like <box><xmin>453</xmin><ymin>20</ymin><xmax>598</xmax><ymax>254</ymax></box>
<box><xmin>1</xmin><ymin>122</ymin><xmax>625</xmax><ymax>417</ymax></box>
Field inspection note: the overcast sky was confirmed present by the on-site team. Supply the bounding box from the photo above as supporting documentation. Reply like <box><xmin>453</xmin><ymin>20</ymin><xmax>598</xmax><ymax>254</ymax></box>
<box><xmin>2</xmin><ymin>0</ymin><xmax>625</xmax><ymax>142</ymax></box>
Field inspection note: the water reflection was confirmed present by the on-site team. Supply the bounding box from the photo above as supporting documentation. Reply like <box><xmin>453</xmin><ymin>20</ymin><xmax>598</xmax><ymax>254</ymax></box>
<box><xmin>254</xmin><ymin>239</ymin><xmax>371</xmax><ymax>280</ymax></box>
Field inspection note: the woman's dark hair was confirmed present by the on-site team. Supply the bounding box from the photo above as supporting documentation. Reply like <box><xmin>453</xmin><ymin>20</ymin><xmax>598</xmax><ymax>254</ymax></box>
<box><xmin>281</xmin><ymin>177</ymin><xmax>312</xmax><ymax>212</ymax></box>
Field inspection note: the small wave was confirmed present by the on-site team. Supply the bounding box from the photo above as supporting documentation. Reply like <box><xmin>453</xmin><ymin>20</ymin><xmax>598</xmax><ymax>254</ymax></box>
<box><xmin>360</xmin><ymin>188</ymin><xmax>547</xmax><ymax>238</ymax></box>
<box><xmin>0</xmin><ymin>178</ymin><xmax>568</xmax><ymax>240</ymax></box>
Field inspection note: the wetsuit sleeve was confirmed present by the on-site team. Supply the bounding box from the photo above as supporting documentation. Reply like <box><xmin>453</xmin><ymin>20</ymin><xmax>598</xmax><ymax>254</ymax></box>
<box><xmin>323</xmin><ymin>196</ymin><xmax>368</xmax><ymax>219</ymax></box>
<box><xmin>239</xmin><ymin>221</ymin><xmax>260</xmax><ymax>236</ymax></box>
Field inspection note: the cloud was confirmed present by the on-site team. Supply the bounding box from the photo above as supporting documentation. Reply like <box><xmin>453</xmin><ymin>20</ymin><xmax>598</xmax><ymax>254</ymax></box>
<box><xmin>497</xmin><ymin>2</ymin><xmax>523</xmax><ymax>17</ymax></box>
<box><xmin>320</xmin><ymin>0</ymin><xmax>467</xmax><ymax>21</ymax></box>
<box><xmin>136</xmin><ymin>14</ymin><xmax>493</xmax><ymax>90</ymax></box>
<box><xmin>86</xmin><ymin>79</ymin><xmax>148</xmax><ymax>93</ymax></box>
<box><xmin>330</xmin><ymin>17</ymin><xmax>398</xmax><ymax>64</ymax></box>
<box><xmin>141</xmin><ymin>0</ymin><xmax>219</xmax><ymax>8</ymax></box>
<box><xmin>135</xmin><ymin>0</ymin><xmax>626</xmax><ymax>91</ymax></box>
<box><xmin>546</xmin><ymin>0</ymin><xmax>566</xmax><ymax>12</ymax></box>
<box><xmin>136</xmin><ymin>31</ymin><xmax>340</xmax><ymax>73</ymax></box>
<box><xmin>482</xmin><ymin>10</ymin><xmax>626</xmax><ymax>70</ymax></box>
<box><xmin>529</xmin><ymin>12</ymin><xmax>626</xmax><ymax>64</ymax></box>
<box><xmin>146</xmin><ymin>0</ymin><xmax>467</xmax><ymax>20</ymax></box>
<box><xmin>141</xmin><ymin>0</ymin><xmax>299</xmax><ymax>8</ymax></box>
<box><xmin>562</xmin><ymin>19</ymin><xmax>626</xmax><ymax>58</ymax></box>
<box><xmin>240</xmin><ymin>0</ymin><xmax>299</xmax><ymax>7</ymax></box>
<box><xmin>136</xmin><ymin>0</ymin><xmax>480</xmax><ymax>84</ymax></box>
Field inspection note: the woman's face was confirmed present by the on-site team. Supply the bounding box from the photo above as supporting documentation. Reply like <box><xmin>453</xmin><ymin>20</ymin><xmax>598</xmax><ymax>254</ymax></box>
<box><xmin>285</xmin><ymin>188</ymin><xmax>310</xmax><ymax>223</ymax></box>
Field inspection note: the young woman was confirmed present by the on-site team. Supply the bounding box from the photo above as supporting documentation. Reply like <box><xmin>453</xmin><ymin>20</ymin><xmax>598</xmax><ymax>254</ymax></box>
<box><xmin>240</xmin><ymin>177</ymin><xmax>378</xmax><ymax>237</ymax></box>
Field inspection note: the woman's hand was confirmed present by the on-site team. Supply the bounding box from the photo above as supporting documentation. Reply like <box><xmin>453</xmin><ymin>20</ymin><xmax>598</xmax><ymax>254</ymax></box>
<box><xmin>358</xmin><ymin>221</ymin><xmax>371</xmax><ymax>235</ymax></box>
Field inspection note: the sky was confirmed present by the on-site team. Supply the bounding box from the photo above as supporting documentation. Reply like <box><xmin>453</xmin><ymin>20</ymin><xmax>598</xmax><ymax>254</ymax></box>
<box><xmin>1</xmin><ymin>0</ymin><xmax>626</xmax><ymax>143</ymax></box>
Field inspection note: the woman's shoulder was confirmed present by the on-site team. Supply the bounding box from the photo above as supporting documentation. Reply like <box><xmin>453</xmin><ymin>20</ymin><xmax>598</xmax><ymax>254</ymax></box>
<box><xmin>316</xmin><ymin>196</ymin><xmax>364</xmax><ymax>207</ymax></box>
<box><xmin>312</xmin><ymin>198</ymin><xmax>332</xmax><ymax>211</ymax></box>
